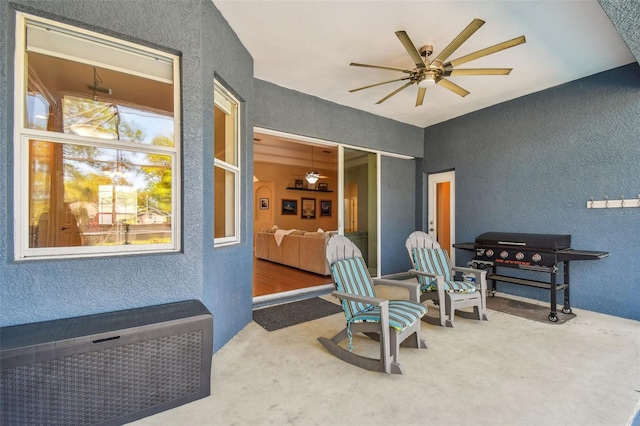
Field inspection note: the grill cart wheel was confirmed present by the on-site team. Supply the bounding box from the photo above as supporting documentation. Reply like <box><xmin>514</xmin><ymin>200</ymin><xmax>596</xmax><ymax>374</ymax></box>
<box><xmin>562</xmin><ymin>307</ymin><xmax>572</xmax><ymax>314</ymax></box>
<box><xmin>548</xmin><ymin>314</ymin><xmax>558</xmax><ymax>322</ymax></box>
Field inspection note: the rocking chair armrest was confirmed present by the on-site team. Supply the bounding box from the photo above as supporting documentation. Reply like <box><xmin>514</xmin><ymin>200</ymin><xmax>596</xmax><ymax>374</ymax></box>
<box><xmin>372</xmin><ymin>278</ymin><xmax>422</xmax><ymax>303</ymax></box>
<box><xmin>372</xmin><ymin>278</ymin><xmax>420</xmax><ymax>290</ymax></box>
<box><xmin>331</xmin><ymin>291</ymin><xmax>389</xmax><ymax>307</ymax></box>
<box><xmin>452</xmin><ymin>266</ymin><xmax>487</xmax><ymax>278</ymax></box>
<box><xmin>408</xmin><ymin>269</ymin><xmax>441</xmax><ymax>280</ymax></box>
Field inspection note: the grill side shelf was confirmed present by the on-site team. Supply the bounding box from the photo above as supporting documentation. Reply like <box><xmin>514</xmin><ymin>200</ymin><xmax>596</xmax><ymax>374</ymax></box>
<box><xmin>487</xmin><ymin>274</ymin><xmax>567</xmax><ymax>291</ymax></box>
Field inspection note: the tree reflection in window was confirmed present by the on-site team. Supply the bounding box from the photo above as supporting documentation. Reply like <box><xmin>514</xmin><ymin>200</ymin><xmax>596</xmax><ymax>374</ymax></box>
<box><xmin>16</xmin><ymin>13</ymin><xmax>180</xmax><ymax>258</ymax></box>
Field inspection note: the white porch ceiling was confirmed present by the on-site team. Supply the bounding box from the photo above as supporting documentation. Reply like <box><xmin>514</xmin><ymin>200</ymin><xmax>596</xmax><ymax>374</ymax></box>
<box><xmin>214</xmin><ymin>0</ymin><xmax>636</xmax><ymax>128</ymax></box>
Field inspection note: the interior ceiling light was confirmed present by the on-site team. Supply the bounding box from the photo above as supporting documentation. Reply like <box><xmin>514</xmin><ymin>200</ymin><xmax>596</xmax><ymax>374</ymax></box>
<box><xmin>305</xmin><ymin>171</ymin><xmax>319</xmax><ymax>185</ymax></box>
<box><xmin>305</xmin><ymin>146</ymin><xmax>320</xmax><ymax>184</ymax></box>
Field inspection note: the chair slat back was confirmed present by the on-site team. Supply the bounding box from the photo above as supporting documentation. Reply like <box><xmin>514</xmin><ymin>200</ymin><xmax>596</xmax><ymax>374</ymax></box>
<box><xmin>326</xmin><ymin>235</ymin><xmax>374</xmax><ymax>319</ymax></box>
<box><xmin>412</xmin><ymin>247</ymin><xmax>452</xmax><ymax>290</ymax></box>
<box><xmin>405</xmin><ymin>231</ymin><xmax>441</xmax><ymax>268</ymax></box>
<box><xmin>326</xmin><ymin>234</ymin><xmax>363</xmax><ymax>265</ymax></box>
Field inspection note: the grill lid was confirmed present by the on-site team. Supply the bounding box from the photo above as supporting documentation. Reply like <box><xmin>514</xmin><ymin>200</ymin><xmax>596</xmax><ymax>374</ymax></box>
<box><xmin>475</xmin><ymin>232</ymin><xmax>571</xmax><ymax>250</ymax></box>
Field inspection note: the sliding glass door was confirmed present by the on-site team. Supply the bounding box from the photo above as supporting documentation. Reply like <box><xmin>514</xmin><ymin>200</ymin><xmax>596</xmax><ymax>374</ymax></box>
<box><xmin>342</xmin><ymin>147</ymin><xmax>378</xmax><ymax>276</ymax></box>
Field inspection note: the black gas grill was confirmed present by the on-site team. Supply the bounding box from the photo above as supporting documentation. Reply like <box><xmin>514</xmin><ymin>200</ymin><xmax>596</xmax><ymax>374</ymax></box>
<box><xmin>455</xmin><ymin>232</ymin><xmax>609</xmax><ymax>322</ymax></box>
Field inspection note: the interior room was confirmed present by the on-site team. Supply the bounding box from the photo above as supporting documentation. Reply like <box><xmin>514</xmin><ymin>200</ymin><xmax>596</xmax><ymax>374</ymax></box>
<box><xmin>252</xmin><ymin>134</ymin><xmax>338</xmax><ymax>296</ymax></box>
<box><xmin>1</xmin><ymin>1</ymin><xmax>639</xmax><ymax>425</ymax></box>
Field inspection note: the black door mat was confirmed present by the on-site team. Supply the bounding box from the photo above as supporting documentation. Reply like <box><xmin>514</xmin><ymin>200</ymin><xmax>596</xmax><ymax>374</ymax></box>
<box><xmin>253</xmin><ymin>297</ymin><xmax>343</xmax><ymax>331</ymax></box>
<box><xmin>485</xmin><ymin>296</ymin><xmax>576</xmax><ymax>324</ymax></box>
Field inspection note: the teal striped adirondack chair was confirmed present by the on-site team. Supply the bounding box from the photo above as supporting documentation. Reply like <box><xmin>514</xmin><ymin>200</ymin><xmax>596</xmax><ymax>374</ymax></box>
<box><xmin>318</xmin><ymin>234</ymin><xmax>428</xmax><ymax>374</ymax></box>
<box><xmin>405</xmin><ymin>231</ymin><xmax>488</xmax><ymax>327</ymax></box>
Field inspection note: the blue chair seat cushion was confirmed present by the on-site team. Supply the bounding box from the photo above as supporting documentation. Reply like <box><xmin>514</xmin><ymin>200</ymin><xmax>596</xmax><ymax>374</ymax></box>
<box><xmin>351</xmin><ymin>300</ymin><xmax>428</xmax><ymax>332</ymax></box>
<box><xmin>438</xmin><ymin>279</ymin><xmax>477</xmax><ymax>294</ymax></box>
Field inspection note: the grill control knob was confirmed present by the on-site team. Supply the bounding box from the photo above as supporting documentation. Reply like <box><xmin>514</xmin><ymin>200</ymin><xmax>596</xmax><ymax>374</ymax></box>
<box><xmin>516</xmin><ymin>252</ymin><xmax>524</xmax><ymax>260</ymax></box>
<box><xmin>500</xmin><ymin>251</ymin><xmax>508</xmax><ymax>259</ymax></box>
<box><xmin>486</xmin><ymin>249</ymin><xmax>494</xmax><ymax>257</ymax></box>
<box><xmin>532</xmin><ymin>253</ymin><xmax>542</xmax><ymax>263</ymax></box>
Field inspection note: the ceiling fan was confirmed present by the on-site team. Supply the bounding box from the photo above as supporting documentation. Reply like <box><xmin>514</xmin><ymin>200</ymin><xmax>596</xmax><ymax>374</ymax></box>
<box><xmin>288</xmin><ymin>146</ymin><xmax>331</xmax><ymax>184</ymax></box>
<box><xmin>349</xmin><ymin>19</ymin><xmax>526</xmax><ymax>106</ymax></box>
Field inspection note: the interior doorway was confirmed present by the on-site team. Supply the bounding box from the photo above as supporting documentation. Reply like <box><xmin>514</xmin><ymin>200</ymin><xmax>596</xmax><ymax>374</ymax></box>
<box><xmin>252</xmin><ymin>130</ymin><xmax>338</xmax><ymax>299</ymax></box>
<box><xmin>427</xmin><ymin>170</ymin><xmax>455</xmax><ymax>264</ymax></box>
<box><xmin>252</xmin><ymin>129</ymin><xmax>388</xmax><ymax>300</ymax></box>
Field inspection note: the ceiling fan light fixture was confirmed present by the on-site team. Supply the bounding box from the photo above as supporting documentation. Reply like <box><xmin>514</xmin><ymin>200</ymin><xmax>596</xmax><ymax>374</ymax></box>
<box><xmin>305</xmin><ymin>171</ymin><xmax>320</xmax><ymax>184</ymax></box>
<box><xmin>418</xmin><ymin>74</ymin><xmax>437</xmax><ymax>88</ymax></box>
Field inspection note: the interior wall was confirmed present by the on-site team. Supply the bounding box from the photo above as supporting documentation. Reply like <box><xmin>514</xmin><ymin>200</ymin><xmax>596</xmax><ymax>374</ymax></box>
<box><xmin>423</xmin><ymin>63</ymin><xmax>640</xmax><ymax>320</ymax></box>
<box><xmin>253</xmin><ymin>162</ymin><xmax>338</xmax><ymax>233</ymax></box>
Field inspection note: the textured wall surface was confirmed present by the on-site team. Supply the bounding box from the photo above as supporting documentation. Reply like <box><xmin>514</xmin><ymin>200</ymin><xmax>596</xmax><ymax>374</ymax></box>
<box><xmin>0</xmin><ymin>0</ymin><xmax>254</xmax><ymax>351</ymax></box>
<box><xmin>424</xmin><ymin>64</ymin><xmax>640</xmax><ymax>320</ymax></box>
<box><xmin>254</xmin><ymin>79</ymin><xmax>424</xmax><ymax>158</ymax></box>
<box><xmin>599</xmin><ymin>0</ymin><xmax>640</xmax><ymax>63</ymax></box>
<box><xmin>380</xmin><ymin>156</ymin><xmax>417</xmax><ymax>274</ymax></box>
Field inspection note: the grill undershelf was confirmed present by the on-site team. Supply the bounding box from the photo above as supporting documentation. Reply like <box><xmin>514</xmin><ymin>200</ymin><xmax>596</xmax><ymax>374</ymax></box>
<box><xmin>488</xmin><ymin>274</ymin><xmax>568</xmax><ymax>291</ymax></box>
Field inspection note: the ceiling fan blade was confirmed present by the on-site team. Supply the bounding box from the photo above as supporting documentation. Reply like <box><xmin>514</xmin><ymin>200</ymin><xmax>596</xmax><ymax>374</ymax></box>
<box><xmin>395</xmin><ymin>31</ymin><xmax>426</xmax><ymax>69</ymax></box>
<box><xmin>350</xmin><ymin>62</ymin><xmax>412</xmax><ymax>73</ymax></box>
<box><xmin>349</xmin><ymin>76</ymin><xmax>412</xmax><ymax>93</ymax></box>
<box><xmin>431</xmin><ymin>18</ymin><xmax>485</xmax><ymax>65</ymax></box>
<box><xmin>436</xmin><ymin>78</ymin><xmax>470</xmax><ymax>97</ymax></box>
<box><xmin>375</xmin><ymin>81</ymin><xmax>414</xmax><ymax>104</ymax></box>
<box><xmin>415</xmin><ymin>87</ymin><xmax>426</xmax><ymax>106</ymax></box>
<box><xmin>446</xmin><ymin>68</ymin><xmax>513</xmax><ymax>76</ymax></box>
<box><xmin>446</xmin><ymin>35</ymin><xmax>526</xmax><ymax>68</ymax></box>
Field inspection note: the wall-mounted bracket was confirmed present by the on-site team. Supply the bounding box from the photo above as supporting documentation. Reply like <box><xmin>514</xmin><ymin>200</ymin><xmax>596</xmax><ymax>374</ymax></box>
<box><xmin>587</xmin><ymin>195</ymin><xmax>640</xmax><ymax>209</ymax></box>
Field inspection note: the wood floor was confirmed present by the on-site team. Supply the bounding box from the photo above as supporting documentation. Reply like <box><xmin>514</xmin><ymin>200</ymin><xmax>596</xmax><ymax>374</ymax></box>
<box><xmin>253</xmin><ymin>258</ymin><xmax>333</xmax><ymax>297</ymax></box>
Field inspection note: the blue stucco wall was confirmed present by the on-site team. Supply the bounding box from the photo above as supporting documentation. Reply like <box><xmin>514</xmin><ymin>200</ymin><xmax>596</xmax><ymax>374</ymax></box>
<box><xmin>380</xmin><ymin>156</ymin><xmax>417</xmax><ymax>274</ymax></box>
<box><xmin>424</xmin><ymin>64</ymin><xmax>640</xmax><ymax>320</ymax></box>
<box><xmin>254</xmin><ymin>79</ymin><xmax>423</xmax><ymax>158</ymax></box>
<box><xmin>0</xmin><ymin>0</ymin><xmax>254</xmax><ymax>351</ymax></box>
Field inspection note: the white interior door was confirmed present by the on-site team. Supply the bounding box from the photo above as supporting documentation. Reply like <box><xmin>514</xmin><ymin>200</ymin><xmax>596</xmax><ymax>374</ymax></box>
<box><xmin>427</xmin><ymin>170</ymin><xmax>456</xmax><ymax>265</ymax></box>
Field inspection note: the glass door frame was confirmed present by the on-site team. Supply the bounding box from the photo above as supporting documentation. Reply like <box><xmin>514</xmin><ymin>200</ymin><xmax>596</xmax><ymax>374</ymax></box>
<box><xmin>338</xmin><ymin>146</ymin><xmax>381</xmax><ymax>277</ymax></box>
<box><xmin>253</xmin><ymin>127</ymin><xmax>414</xmax><ymax>279</ymax></box>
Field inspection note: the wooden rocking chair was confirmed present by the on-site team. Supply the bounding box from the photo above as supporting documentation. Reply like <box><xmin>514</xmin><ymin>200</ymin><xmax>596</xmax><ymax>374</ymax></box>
<box><xmin>405</xmin><ymin>231</ymin><xmax>488</xmax><ymax>327</ymax></box>
<box><xmin>318</xmin><ymin>234</ymin><xmax>428</xmax><ymax>374</ymax></box>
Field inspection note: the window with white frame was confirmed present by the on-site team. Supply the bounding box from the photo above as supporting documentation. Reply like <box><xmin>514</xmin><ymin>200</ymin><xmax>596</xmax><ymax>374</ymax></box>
<box><xmin>213</xmin><ymin>82</ymin><xmax>240</xmax><ymax>245</ymax></box>
<box><xmin>14</xmin><ymin>13</ymin><xmax>181</xmax><ymax>260</ymax></box>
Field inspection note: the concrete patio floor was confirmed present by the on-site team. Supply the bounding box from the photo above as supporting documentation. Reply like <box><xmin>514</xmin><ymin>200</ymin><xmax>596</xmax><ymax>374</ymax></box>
<box><xmin>132</xmin><ymin>292</ymin><xmax>640</xmax><ymax>426</ymax></box>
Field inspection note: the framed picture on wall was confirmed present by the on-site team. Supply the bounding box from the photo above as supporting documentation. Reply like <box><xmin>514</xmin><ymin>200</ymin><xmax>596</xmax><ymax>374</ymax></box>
<box><xmin>259</xmin><ymin>198</ymin><xmax>269</xmax><ymax>210</ymax></box>
<box><xmin>282</xmin><ymin>199</ymin><xmax>297</xmax><ymax>215</ymax></box>
<box><xmin>318</xmin><ymin>183</ymin><xmax>328</xmax><ymax>191</ymax></box>
<box><xmin>301</xmin><ymin>198</ymin><xmax>316</xmax><ymax>219</ymax></box>
<box><xmin>294</xmin><ymin>179</ymin><xmax>304</xmax><ymax>189</ymax></box>
<box><xmin>320</xmin><ymin>200</ymin><xmax>331</xmax><ymax>217</ymax></box>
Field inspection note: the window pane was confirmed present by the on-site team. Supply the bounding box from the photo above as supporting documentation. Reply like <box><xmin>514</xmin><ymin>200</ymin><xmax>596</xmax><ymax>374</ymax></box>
<box><xmin>214</xmin><ymin>100</ymin><xmax>237</xmax><ymax>166</ymax></box>
<box><xmin>214</xmin><ymin>166</ymin><xmax>236</xmax><ymax>239</ymax></box>
<box><xmin>343</xmin><ymin>148</ymin><xmax>378</xmax><ymax>276</ymax></box>
<box><xmin>29</xmin><ymin>139</ymin><xmax>173</xmax><ymax>248</ymax></box>
<box><xmin>26</xmin><ymin>51</ymin><xmax>175</xmax><ymax>146</ymax></box>
<box><xmin>26</xmin><ymin>93</ymin><xmax>49</xmax><ymax>130</ymax></box>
